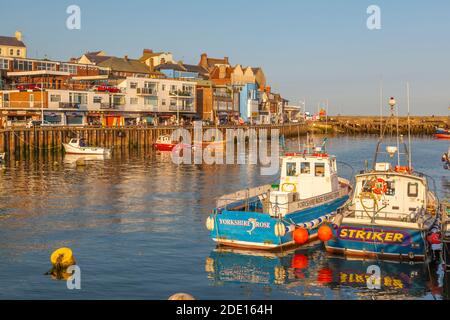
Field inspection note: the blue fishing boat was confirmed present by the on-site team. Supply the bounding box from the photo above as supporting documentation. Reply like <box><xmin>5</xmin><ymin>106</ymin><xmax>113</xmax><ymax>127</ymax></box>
<box><xmin>206</xmin><ymin>140</ymin><xmax>352</xmax><ymax>250</ymax></box>
<box><xmin>324</xmin><ymin>97</ymin><xmax>441</xmax><ymax>261</ymax></box>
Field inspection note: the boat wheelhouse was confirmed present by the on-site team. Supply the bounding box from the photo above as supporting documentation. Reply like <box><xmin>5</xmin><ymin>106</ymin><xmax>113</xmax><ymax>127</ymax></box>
<box><xmin>206</xmin><ymin>143</ymin><xmax>352</xmax><ymax>250</ymax></box>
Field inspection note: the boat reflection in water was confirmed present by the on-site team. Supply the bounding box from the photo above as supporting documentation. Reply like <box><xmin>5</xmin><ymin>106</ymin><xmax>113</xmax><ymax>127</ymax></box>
<box><xmin>205</xmin><ymin>245</ymin><xmax>444</xmax><ymax>299</ymax></box>
<box><xmin>63</xmin><ymin>153</ymin><xmax>111</xmax><ymax>166</ymax></box>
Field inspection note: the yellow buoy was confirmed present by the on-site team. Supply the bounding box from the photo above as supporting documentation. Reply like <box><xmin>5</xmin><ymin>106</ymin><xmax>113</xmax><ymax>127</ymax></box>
<box><xmin>168</xmin><ymin>293</ymin><xmax>195</xmax><ymax>300</ymax></box>
<box><xmin>50</xmin><ymin>247</ymin><xmax>76</xmax><ymax>270</ymax></box>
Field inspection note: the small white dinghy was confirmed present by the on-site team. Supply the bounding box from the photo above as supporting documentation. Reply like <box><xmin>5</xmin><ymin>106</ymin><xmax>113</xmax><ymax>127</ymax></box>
<box><xmin>62</xmin><ymin>138</ymin><xmax>111</xmax><ymax>155</ymax></box>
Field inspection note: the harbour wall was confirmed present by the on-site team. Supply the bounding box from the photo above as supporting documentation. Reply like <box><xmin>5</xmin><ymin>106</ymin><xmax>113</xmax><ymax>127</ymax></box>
<box><xmin>0</xmin><ymin>116</ymin><xmax>447</xmax><ymax>157</ymax></box>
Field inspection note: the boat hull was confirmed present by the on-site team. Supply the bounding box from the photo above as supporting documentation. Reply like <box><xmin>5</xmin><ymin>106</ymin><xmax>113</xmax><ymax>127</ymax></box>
<box><xmin>325</xmin><ymin>223</ymin><xmax>429</xmax><ymax>261</ymax></box>
<box><xmin>209</xmin><ymin>194</ymin><xmax>350</xmax><ymax>251</ymax></box>
<box><xmin>435</xmin><ymin>134</ymin><xmax>450</xmax><ymax>139</ymax></box>
<box><xmin>153</xmin><ymin>143</ymin><xmax>190</xmax><ymax>152</ymax></box>
<box><xmin>62</xmin><ymin>143</ymin><xmax>110</xmax><ymax>155</ymax></box>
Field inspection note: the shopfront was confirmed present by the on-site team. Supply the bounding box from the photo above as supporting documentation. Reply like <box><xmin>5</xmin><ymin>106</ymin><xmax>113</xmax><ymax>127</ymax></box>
<box><xmin>66</xmin><ymin>112</ymin><xmax>85</xmax><ymax>126</ymax></box>
<box><xmin>104</xmin><ymin>114</ymin><xmax>124</xmax><ymax>127</ymax></box>
<box><xmin>87</xmin><ymin>112</ymin><xmax>102</xmax><ymax>126</ymax></box>
<box><xmin>44</xmin><ymin>112</ymin><xmax>63</xmax><ymax>125</ymax></box>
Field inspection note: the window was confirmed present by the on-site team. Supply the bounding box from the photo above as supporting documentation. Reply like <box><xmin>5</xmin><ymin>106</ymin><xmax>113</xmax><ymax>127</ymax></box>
<box><xmin>113</xmin><ymin>96</ymin><xmax>125</xmax><ymax>105</ymax></box>
<box><xmin>0</xmin><ymin>59</ymin><xmax>9</xmax><ymax>70</ymax></box>
<box><xmin>144</xmin><ymin>96</ymin><xmax>157</xmax><ymax>106</ymax></box>
<box><xmin>300</xmin><ymin>162</ymin><xmax>310</xmax><ymax>174</ymax></box>
<box><xmin>130</xmin><ymin>82</ymin><xmax>137</xmax><ymax>89</ymax></box>
<box><xmin>9</xmin><ymin>49</ymin><xmax>13</xmax><ymax>56</ymax></box>
<box><xmin>386</xmin><ymin>181</ymin><xmax>395</xmax><ymax>196</ymax></box>
<box><xmin>50</xmin><ymin>95</ymin><xmax>61</xmax><ymax>102</ymax></box>
<box><xmin>16</xmin><ymin>49</ymin><xmax>21</xmax><ymax>56</ymax></box>
<box><xmin>161</xmin><ymin>85</ymin><xmax>165</xmax><ymax>91</ymax></box>
<box><xmin>162</xmin><ymin>99</ymin><xmax>166</xmax><ymax>106</ymax></box>
<box><xmin>60</xmin><ymin>64</ymin><xmax>77</xmax><ymax>74</ymax></box>
<box><xmin>0</xmin><ymin>48</ymin><xmax>2</xmax><ymax>55</ymax></box>
<box><xmin>407</xmin><ymin>183</ymin><xmax>418</xmax><ymax>197</ymax></box>
<box><xmin>130</xmin><ymin>97</ymin><xmax>138</xmax><ymax>105</ymax></box>
<box><xmin>29</xmin><ymin>94</ymin><xmax>34</xmax><ymax>103</ymax></box>
<box><xmin>315</xmin><ymin>163</ymin><xmax>325</xmax><ymax>177</ymax></box>
<box><xmin>286</xmin><ymin>162</ymin><xmax>297</xmax><ymax>176</ymax></box>
<box><xmin>69</xmin><ymin>92</ymin><xmax>88</xmax><ymax>105</ymax></box>
<box><xmin>93</xmin><ymin>96</ymin><xmax>102</xmax><ymax>104</ymax></box>
<box><xmin>36</xmin><ymin>62</ymin><xmax>57</xmax><ymax>71</ymax></box>
<box><xmin>13</xmin><ymin>59</ymin><xmax>32</xmax><ymax>71</ymax></box>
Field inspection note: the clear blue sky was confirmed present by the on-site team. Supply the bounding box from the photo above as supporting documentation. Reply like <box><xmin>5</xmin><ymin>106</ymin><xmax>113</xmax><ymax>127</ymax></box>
<box><xmin>1</xmin><ymin>0</ymin><xmax>449</xmax><ymax>115</ymax></box>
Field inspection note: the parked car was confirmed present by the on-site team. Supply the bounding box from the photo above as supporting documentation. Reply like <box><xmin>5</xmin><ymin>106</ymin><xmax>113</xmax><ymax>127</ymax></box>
<box><xmin>16</xmin><ymin>84</ymin><xmax>42</xmax><ymax>91</ymax></box>
<box><xmin>95</xmin><ymin>85</ymin><xmax>121</xmax><ymax>93</ymax></box>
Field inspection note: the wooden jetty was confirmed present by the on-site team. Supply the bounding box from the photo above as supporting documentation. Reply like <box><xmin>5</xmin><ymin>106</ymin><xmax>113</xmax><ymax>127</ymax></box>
<box><xmin>0</xmin><ymin>116</ymin><xmax>447</xmax><ymax>158</ymax></box>
<box><xmin>0</xmin><ymin>123</ymin><xmax>309</xmax><ymax>157</ymax></box>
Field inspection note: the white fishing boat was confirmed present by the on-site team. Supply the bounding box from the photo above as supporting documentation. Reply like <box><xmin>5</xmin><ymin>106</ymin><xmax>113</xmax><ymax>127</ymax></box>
<box><xmin>62</xmin><ymin>138</ymin><xmax>111</xmax><ymax>155</ymax></box>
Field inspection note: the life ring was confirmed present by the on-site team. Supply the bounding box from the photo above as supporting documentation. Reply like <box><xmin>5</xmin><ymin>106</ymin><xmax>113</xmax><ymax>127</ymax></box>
<box><xmin>371</xmin><ymin>178</ymin><xmax>388</xmax><ymax>195</ymax></box>
<box><xmin>281</xmin><ymin>183</ymin><xmax>297</xmax><ymax>193</ymax></box>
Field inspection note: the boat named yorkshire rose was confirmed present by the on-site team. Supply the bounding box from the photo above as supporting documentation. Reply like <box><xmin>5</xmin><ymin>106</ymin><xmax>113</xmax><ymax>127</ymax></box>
<box><xmin>62</xmin><ymin>138</ymin><xmax>111</xmax><ymax>155</ymax></box>
<box><xmin>324</xmin><ymin>140</ymin><xmax>440</xmax><ymax>261</ymax></box>
<box><xmin>206</xmin><ymin>142</ymin><xmax>352</xmax><ymax>250</ymax></box>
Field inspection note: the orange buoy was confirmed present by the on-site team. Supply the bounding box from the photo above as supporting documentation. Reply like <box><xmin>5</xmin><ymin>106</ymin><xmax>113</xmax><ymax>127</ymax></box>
<box><xmin>291</xmin><ymin>254</ymin><xmax>308</xmax><ymax>269</ymax></box>
<box><xmin>318</xmin><ymin>225</ymin><xmax>333</xmax><ymax>242</ymax></box>
<box><xmin>293</xmin><ymin>228</ymin><xmax>309</xmax><ymax>244</ymax></box>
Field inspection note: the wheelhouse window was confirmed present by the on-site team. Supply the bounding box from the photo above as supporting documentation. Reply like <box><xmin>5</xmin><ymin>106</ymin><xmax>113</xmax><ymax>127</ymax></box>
<box><xmin>315</xmin><ymin>163</ymin><xmax>325</xmax><ymax>177</ymax></box>
<box><xmin>286</xmin><ymin>162</ymin><xmax>297</xmax><ymax>176</ymax></box>
<box><xmin>300</xmin><ymin>162</ymin><xmax>310</xmax><ymax>174</ymax></box>
<box><xmin>407</xmin><ymin>182</ymin><xmax>419</xmax><ymax>197</ymax></box>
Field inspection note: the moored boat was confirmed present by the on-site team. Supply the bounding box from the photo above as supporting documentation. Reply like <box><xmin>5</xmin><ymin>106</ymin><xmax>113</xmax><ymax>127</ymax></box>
<box><xmin>435</xmin><ymin>127</ymin><xmax>450</xmax><ymax>139</ymax></box>
<box><xmin>206</xmin><ymin>140</ymin><xmax>352</xmax><ymax>251</ymax></box>
<box><xmin>324</xmin><ymin>97</ymin><xmax>441</xmax><ymax>262</ymax></box>
<box><xmin>62</xmin><ymin>138</ymin><xmax>111</xmax><ymax>155</ymax></box>
<box><xmin>0</xmin><ymin>152</ymin><xmax>5</xmax><ymax>162</ymax></box>
<box><xmin>153</xmin><ymin>135</ymin><xmax>191</xmax><ymax>152</ymax></box>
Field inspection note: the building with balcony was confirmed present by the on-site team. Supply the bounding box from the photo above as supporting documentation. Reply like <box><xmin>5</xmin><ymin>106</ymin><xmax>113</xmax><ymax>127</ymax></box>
<box><xmin>118</xmin><ymin>77</ymin><xmax>197</xmax><ymax>124</ymax></box>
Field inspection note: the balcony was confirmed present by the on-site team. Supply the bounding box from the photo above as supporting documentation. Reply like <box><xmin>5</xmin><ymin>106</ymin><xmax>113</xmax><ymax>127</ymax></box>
<box><xmin>137</xmin><ymin>87</ymin><xmax>157</xmax><ymax>96</ymax></box>
<box><xmin>100</xmin><ymin>103</ymin><xmax>119</xmax><ymax>110</ymax></box>
<box><xmin>169</xmin><ymin>90</ymin><xmax>193</xmax><ymax>98</ymax></box>
<box><xmin>59</xmin><ymin>102</ymin><xmax>81</xmax><ymax>109</ymax></box>
<box><xmin>169</xmin><ymin>105</ymin><xmax>195</xmax><ymax>112</ymax></box>
<box><xmin>1</xmin><ymin>101</ymin><xmax>46</xmax><ymax>108</ymax></box>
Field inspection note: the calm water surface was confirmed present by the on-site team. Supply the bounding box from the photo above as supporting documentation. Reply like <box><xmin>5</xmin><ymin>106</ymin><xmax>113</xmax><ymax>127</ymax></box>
<box><xmin>0</xmin><ymin>135</ymin><xmax>449</xmax><ymax>299</ymax></box>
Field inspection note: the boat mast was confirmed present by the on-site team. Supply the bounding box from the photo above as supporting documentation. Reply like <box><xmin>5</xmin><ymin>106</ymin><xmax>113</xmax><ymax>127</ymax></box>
<box><xmin>407</xmin><ymin>82</ymin><xmax>412</xmax><ymax>168</ymax></box>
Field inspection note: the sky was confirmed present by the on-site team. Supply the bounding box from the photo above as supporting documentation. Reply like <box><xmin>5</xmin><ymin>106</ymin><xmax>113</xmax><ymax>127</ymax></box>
<box><xmin>1</xmin><ymin>0</ymin><xmax>449</xmax><ymax>115</ymax></box>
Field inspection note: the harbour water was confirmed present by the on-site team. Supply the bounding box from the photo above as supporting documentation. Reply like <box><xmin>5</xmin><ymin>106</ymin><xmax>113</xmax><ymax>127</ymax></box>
<box><xmin>0</xmin><ymin>135</ymin><xmax>449</xmax><ymax>299</ymax></box>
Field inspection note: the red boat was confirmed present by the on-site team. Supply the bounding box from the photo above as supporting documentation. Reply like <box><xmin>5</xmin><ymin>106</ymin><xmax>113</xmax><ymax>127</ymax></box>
<box><xmin>153</xmin><ymin>135</ymin><xmax>191</xmax><ymax>152</ymax></box>
<box><xmin>435</xmin><ymin>128</ymin><xmax>450</xmax><ymax>139</ymax></box>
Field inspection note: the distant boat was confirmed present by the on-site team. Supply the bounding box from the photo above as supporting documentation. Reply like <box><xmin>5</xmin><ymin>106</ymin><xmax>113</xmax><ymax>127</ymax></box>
<box><xmin>153</xmin><ymin>135</ymin><xmax>191</xmax><ymax>152</ymax></box>
<box><xmin>62</xmin><ymin>138</ymin><xmax>111</xmax><ymax>155</ymax></box>
<box><xmin>435</xmin><ymin>127</ymin><xmax>450</xmax><ymax>139</ymax></box>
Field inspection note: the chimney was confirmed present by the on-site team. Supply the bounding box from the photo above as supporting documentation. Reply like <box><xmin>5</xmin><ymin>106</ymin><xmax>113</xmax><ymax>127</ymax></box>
<box><xmin>143</xmin><ymin>48</ymin><xmax>153</xmax><ymax>54</ymax></box>
<box><xmin>124</xmin><ymin>55</ymin><xmax>129</xmax><ymax>61</ymax></box>
<box><xmin>199</xmin><ymin>53</ymin><xmax>208</xmax><ymax>68</ymax></box>
<box><xmin>224</xmin><ymin>56</ymin><xmax>229</xmax><ymax>65</ymax></box>
<box><xmin>15</xmin><ymin>31</ymin><xmax>22</xmax><ymax>41</ymax></box>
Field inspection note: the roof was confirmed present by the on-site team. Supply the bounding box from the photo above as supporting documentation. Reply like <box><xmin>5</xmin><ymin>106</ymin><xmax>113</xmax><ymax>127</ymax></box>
<box><xmin>155</xmin><ymin>63</ymin><xmax>186</xmax><ymax>72</ymax></box>
<box><xmin>0</xmin><ymin>36</ymin><xmax>26</xmax><ymax>47</ymax></box>
<box><xmin>84</xmin><ymin>54</ymin><xmax>111</xmax><ymax>64</ymax></box>
<box><xmin>183</xmin><ymin>64</ymin><xmax>208</xmax><ymax>75</ymax></box>
<box><xmin>139</xmin><ymin>51</ymin><xmax>165</xmax><ymax>61</ymax></box>
<box><xmin>98</xmin><ymin>57</ymin><xmax>152</xmax><ymax>74</ymax></box>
